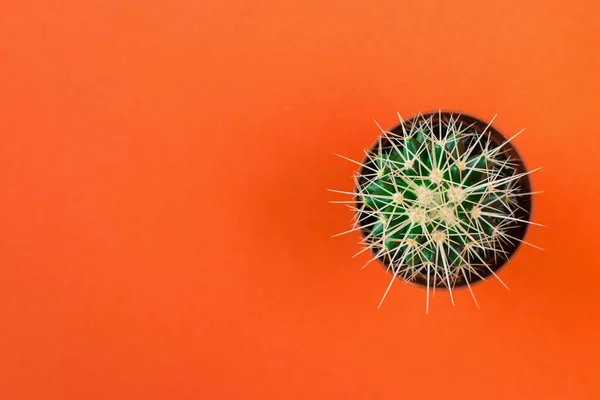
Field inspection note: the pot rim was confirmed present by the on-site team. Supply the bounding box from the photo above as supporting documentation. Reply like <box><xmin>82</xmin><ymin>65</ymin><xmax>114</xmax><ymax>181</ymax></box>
<box><xmin>355</xmin><ymin>110</ymin><xmax>534</xmax><ymax>291</ymax></box>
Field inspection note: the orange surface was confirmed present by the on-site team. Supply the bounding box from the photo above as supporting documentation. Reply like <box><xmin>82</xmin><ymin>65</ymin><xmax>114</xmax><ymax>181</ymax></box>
<box><xmin>0</xmin><ymin>1</ymin><xmax>599</xmax><ymax>399</ymax></box>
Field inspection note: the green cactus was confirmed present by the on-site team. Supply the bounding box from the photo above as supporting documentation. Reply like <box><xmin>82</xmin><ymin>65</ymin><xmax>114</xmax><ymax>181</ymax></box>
<box><xmin>331</xmin><ymin>112</ymin><xmax>540</xmax><ymax>312</ymax></box>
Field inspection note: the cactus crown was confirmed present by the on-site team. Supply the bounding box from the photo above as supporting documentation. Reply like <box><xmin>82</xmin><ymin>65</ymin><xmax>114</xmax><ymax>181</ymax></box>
<box><xmin>332</xmin><ymin>112</ymin><xmax>538</xmax><ymax>312</ymax></box>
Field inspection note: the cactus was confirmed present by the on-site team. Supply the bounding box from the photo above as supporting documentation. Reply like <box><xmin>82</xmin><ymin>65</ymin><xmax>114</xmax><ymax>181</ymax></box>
<box><xmin>331</xmin><ymin>111</ymin><xmax>540</xmax><ymax>312</ymax></box>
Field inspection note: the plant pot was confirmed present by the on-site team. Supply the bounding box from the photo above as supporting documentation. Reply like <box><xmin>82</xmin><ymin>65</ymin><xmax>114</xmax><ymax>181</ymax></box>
<box><xmin>355</xmin><ymin>111</ymin><xmax>533</xmax><ymax>289</ymax></box>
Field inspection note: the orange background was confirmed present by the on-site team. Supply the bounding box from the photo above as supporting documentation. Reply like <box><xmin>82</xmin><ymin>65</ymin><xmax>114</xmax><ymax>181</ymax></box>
<box><xmin>1</xmin><ymin>1</ymin><xmax>599</xmax><ymax>399</ymax></box>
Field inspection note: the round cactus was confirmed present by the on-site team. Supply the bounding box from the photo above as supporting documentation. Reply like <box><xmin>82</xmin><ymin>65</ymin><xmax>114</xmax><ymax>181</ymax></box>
<box><xmin>331</xmin><ymin>111</ymin><xmax>540</xmax><ymax>312</ymax></box>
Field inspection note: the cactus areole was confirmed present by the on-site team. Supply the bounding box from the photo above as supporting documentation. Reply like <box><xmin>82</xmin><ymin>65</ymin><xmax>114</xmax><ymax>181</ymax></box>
<box><xmin>355</xmin><ymin>111</ymin><xmax>532</xmax><ymax>290</ymax></box>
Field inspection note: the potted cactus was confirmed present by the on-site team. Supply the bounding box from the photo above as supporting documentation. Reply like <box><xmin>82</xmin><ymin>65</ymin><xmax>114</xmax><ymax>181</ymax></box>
<box><xmin>331</xmin><ymin>111</ymin><xmax>540</xmax><ymax>312</ymax></box>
